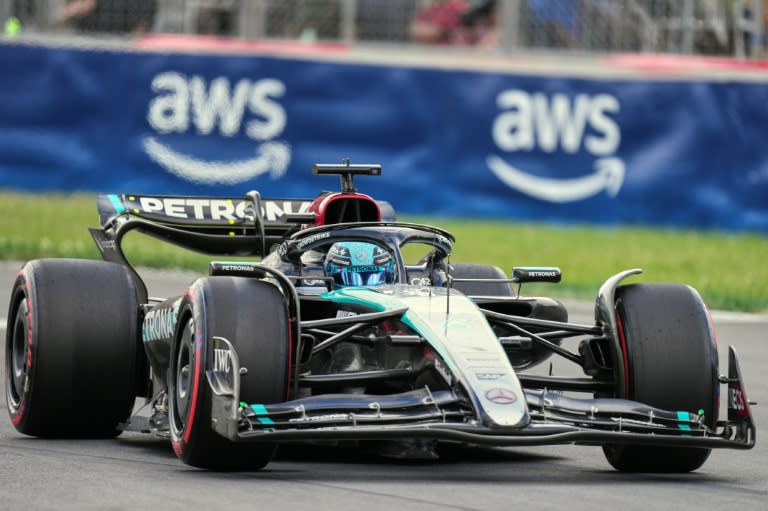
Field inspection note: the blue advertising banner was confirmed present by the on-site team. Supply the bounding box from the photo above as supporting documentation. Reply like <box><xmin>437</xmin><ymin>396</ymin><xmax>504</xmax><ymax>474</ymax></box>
<box><xmin>0</xmin><ymin>42</ymin><xmax>766</xmax><ymax>232</ymax></box>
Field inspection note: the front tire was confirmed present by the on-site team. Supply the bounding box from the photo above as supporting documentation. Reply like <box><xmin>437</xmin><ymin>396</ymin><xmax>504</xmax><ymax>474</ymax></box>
<box><xmin>603</xmin><ymin>283</ymin><xmax>718</xmax><ymax>472</ymax></box>
<box><xmin>168</xmin><ymin>277</ymin><xmax>291</xmax><ymax>470</ymax></box>
<box><xmin>5</xmin><ymin>259</ymin><xmax>138</xmax><ymax>437</ymax></box>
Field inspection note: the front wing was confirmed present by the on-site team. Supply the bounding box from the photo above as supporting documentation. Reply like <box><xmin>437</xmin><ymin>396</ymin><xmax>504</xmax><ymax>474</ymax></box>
<box><xmin>206</xmin><ymin>337</ymin><xmax>755</xmax><ymax>450</ymax></box>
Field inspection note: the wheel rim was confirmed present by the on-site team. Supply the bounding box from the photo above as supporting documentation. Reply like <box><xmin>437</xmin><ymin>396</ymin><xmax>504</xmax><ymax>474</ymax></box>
<box><xmin>6</xmin><ymin>299</ymin><xmax>29</xmax><ymax>410</ymax></box>
<box><xmin>172</xmin><ymin>318</ymin><xmax>195</xmax><ymax>432</ymax></box>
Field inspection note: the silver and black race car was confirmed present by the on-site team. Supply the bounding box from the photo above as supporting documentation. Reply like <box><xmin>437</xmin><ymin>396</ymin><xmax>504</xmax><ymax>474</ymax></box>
<box><xmin>5</xmin><ymin>163</ymin><xmax>756</xmax><ymax>471</ymax></box>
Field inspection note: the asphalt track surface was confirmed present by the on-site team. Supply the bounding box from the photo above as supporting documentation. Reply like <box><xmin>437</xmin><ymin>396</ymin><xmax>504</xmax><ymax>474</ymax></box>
<box><xmin>0</xmin><ymin>262</ymin><xmax>765</xmax><ymax>510</ymax></box>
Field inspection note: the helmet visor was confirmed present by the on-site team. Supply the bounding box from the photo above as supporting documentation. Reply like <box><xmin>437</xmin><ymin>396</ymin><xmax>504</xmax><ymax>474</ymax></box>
<box><xmin>336</xmin><ymin>267</ymin><xmax>392</xmax><ymax>287</ymax></box>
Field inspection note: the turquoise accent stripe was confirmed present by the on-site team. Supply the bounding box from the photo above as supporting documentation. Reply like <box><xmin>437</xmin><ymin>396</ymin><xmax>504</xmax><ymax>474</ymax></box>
<box><xmin>108</xmin><ymin>194</ymin><xmax>126</xmax><ymax>214</ymax></box>
<box><xmin>250</xmin><ymin>404</ymin><xmax>275</xmax><ymax>425</ymax></box>
<box><xmin>322</xmin><ymin>289</ymin><xmax>421</xmax><ymax>334</ymax></box>
<box><xmin>321</xmin><ymin>288</ymin><xmax>387</xmax><ymax>311</ymax></box>
<box><xmin>677</xmin><ymin>411</ymin><xmax>692</xmax><ymax>431</ymax></box>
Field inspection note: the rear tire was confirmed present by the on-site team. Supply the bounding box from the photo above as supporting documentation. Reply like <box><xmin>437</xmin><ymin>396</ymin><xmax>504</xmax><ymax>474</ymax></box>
<box><xmin>603</xmin><ymin>283</ymin><xmax>718</xmax><ymax>472</ymax></box>
<box><xmin>5</xmin><ymin>259</ymin><xmax>139</xmax><ymax>437</ymax></box>
<box><xmin>168</xmin><ymin>277</ymin><xmax>290</xmax><ymax>470</ymax></box>
<box><xmin>449</xmin><ymin>263</ymin><xmax>513</xmax><ymax>296</ymax></box>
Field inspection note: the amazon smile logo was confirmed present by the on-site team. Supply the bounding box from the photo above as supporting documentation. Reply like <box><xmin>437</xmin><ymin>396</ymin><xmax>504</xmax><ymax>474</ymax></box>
<box><xmin>489</xmin><ymin>90</ymin><xmax>624</xmax><ymax>203</ymax></box>
<box><xmin>144</xmin><ymin>72</ymin><xmax>291</xmax><ymax>185</ymax></box>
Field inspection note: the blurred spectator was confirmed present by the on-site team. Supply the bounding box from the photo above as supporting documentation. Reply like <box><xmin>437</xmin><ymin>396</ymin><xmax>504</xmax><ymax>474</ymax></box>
<box><xmin>289</xmin><ymin>0</ymin><xmax>341</xmax><ymax>41</ymax></box>
<box><xmin>356</xmin><ymin>0</ymin><xmax>416</xmax><ymax>42</ymax></box>
<box><xmin>195</xmin><ymin>4</ymin><xmax>236</xmax><ymax>35</ymax></box>
<box><xmin>57</xmin><ymin>0</ymin><xmax>157</xmax><ymax>34</ymax></box>
<box><xmin>5</xmin><ymin>0</ymin><xmax>62</xmax><ymax>30</ymax></box>
<box><xmin>460</xmin><ymin>0</ymin><xmax>499</xmax><ymax>48</ymax></box>
<box><xmin>8</xmin><ymin>0</ymin><xmax>35</xmax><ymax>28</ymax></box>
<box><xmin>409</xmin><ymin>0</ymin><xmax>469</xmax><ymax>45</ymax></box>
<box><xmin>579</xmin><ymin>0</ymin><xmax>643</xmax><ymax>51</ymax></box>
<box><xmin>736</xmin><ymin>0</ymin><xmax>768</xmax><ymax>57</ymax></box>
<box><xmin>525</xmin><ymin>0</ymin><xmax>577</xmax><ymax>48</ymax></box>
<box><xmin>760</xmin><ymin>0</ymin><xmax>768</xmax><ymax>56</ymax></box>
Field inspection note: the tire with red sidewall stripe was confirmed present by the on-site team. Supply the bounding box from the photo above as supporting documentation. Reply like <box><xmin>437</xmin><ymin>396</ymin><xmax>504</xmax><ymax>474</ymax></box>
<box><xmin>603</xmin><ymin>283</ymin><xmax>719</xmax><ymax>472</ymax></box>
<box><xmin>5</xmin><ymin>259</ymin><xmax>138</xmax><ymax>437</ymax></box>
<box><xmin>169</xmin><ymin>276</ymin><xmax>290</xmax><ymax>470</ymax></box>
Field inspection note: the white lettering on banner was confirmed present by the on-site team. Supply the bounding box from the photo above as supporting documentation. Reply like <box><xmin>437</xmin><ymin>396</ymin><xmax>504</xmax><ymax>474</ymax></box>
<box><xmin>489</xmin><ymin>89</ymin><xmax>624</xmax><ymax>203</ymax></box>
<box><xmin>190</xmin><ymin>77</ymin><xmax>250</xmax><ymax>137</ymax></box>
<box><xmin>246</xmin><ymin>80</ymin><xmax>287</xmax><ymax>140</ymax></box>
<box><xmin>148</xmin><ymin>72</ymin><xmax>189</xmax><ymax>133</ymax></box>
<box><xmin>145</xmin><ymin>72</ymin><xmax>290</xmax><ymax>185</ymax></box>
<box><xmin>586</xmin><ymin>94</ymin><xmax>621</xmax><ymax>155</ymax></box>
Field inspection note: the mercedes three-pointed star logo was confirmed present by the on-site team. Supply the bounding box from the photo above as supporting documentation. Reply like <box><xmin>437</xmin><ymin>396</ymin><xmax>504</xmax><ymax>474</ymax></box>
<box><xmin>484</xmin><ymin>387</ymin><xmax>518</xmax><ymax>405</ymax></box>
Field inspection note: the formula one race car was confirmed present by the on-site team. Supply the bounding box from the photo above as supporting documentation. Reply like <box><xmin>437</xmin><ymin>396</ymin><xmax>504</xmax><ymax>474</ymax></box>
<box><xmin>5</xmin><ymin>163</ymin><xmax>756</xmax><ymax>472</ymax></box>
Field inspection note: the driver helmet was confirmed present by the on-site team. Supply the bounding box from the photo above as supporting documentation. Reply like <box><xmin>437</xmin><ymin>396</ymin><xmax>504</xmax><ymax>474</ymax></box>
<box><xmin>324</xmin><ymin>241</ymin><xmax>396</xmax><ymax>288</ymax></box>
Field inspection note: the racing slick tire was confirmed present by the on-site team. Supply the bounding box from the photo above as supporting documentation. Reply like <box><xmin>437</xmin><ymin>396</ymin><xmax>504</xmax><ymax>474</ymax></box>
<box><xmin>5</xmin><ymin>259</ymin><xmax>139</xmax><ymax>437</ymax></box>
<box><xmin>449</xmin><ymin>263</ymin><xmax>514</xmax><ymax>297</ymax></box>
<box><xmin>603</xmin><ymin>283</ymin><xmax>718</xmax><ymax>473</ymax></box>
<box><xmin>169</xmin><ymin>277</ymin><xmax>290</xmax><ymax>470</ymax></box>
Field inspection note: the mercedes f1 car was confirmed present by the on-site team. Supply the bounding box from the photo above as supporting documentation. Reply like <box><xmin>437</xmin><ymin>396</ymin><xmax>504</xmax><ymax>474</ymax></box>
<box><xmin>5</xmin><ymin>163</ymin><xmax>756</xmax><ymax>472</ymax></box>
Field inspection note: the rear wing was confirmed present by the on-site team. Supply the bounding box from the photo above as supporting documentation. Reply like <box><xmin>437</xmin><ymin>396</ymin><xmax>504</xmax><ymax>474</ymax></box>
<box><xmin>97</xmin><ymin>194</ymin><xmax>313</xmax><ymax>229</ymax></box>
<box><xmin>95</xmin><ymin>193</ymin><xmax>315</xmax><ymax>255</ymax></box>
<box><xmin>94</xmin><ymin>191</ymin><xmax>395</xmax><ymax>253</ymax></box>
<box><xmin>89</xmin><ymin>163</ymin><xmax>394</xmax><ymax>302</ymax></box>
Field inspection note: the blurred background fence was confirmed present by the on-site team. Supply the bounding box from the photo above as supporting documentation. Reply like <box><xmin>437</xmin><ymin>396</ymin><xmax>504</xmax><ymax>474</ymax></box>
<box><xmin>1</xmin><ymin>1</ymin><xmax>767</xmax><ymax>233</ymax></box>
<box><xmin>2</xmin><ymin>0</ymin><xmax>766</xmax><ymax>58</ymax></box>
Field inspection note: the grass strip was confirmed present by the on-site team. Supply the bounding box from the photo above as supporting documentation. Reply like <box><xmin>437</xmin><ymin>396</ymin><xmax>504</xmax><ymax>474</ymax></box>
<box><xmin>0</xmin><ymin>191</ymin><xmax>765</xmax><ymax>312</ymax></box>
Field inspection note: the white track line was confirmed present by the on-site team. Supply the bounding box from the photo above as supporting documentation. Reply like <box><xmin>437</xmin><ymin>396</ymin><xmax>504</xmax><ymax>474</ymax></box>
<box><xmin>710</xmin><ymin>310</ymin><xmax>768</xmax><ymax>323</ymax></box>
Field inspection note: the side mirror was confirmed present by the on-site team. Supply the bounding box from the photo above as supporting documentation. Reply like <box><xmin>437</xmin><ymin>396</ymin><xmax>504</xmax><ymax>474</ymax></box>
<box><xmin>511</xmin><ymin>267</ymin><xmax>562</xmax><ymax>284</ymax></box>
